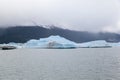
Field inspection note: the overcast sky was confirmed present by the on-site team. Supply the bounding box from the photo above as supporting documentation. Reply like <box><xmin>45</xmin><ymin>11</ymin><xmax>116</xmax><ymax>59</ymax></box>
<box><xmin>0</xmin><ymin>0</ymin><xmax>120</xmax><ymax>32</ymax></box>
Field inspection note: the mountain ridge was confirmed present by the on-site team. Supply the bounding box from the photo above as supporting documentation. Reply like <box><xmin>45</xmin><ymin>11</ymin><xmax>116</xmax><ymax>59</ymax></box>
<box><xmin>0</xmin><ymin>26</ymin><xmax>120</xmax><ymax>43</ymax></box>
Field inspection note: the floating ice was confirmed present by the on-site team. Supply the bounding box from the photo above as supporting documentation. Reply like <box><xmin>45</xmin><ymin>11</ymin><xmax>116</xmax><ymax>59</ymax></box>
<box><xmin>0</xmin><ymin>36</ymin><xmax>120</xmax><ymax>49</ymax></box>
<box><xmin>0</xmin><ymin>42</ymin><xmax>23</xmax><ymax>48</ymax></box>
<box><xmin>79</xmin><ymin>40</ymin><xmax>120</xmax><ymax>48</ymax></box>
<box><xmin>23</xmin><ymin>35</ymin><xmax>78</xmax><ymax>48</ymax></box>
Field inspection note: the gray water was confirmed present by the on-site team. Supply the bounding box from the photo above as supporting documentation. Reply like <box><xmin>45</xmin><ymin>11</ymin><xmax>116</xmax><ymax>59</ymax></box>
<box><xmin>0</xmin><ymin>48</ymin><xmax>120</xmax><ymax>80</ymax></box>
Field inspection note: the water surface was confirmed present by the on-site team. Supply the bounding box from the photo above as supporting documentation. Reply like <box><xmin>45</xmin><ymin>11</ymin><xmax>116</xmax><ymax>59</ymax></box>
<box><xmin>0</xmin><ymin>48</ymin><xmax>120</xmax><ymax>80</ymax></box>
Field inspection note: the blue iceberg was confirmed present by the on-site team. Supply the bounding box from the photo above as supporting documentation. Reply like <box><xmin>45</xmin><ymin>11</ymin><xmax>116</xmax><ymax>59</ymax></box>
<box><xmin>23</xmin><ymin>35</ymin><xmax>78</xmax><ymax>48</ymax></box>
<box><xmin>1</xmin><ymin>36</ymin><xmax>120</xmax><ymax>49</ymax></box>
<box><xmin>79</xmin><ymin>40</ymin><xmax>109</xmax><ymax>48</ymax></box>
<box><xmin>79</xmin><ymin>40</ymin><xmax>120</xmax><ymax>48</ymax></box>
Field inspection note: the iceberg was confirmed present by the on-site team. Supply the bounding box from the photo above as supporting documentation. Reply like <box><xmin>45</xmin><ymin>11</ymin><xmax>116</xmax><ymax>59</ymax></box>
<box><xmin>0</xmin><ymin>36</ymin><xmax>120</xmax><ymax>49</ymax></box>
<box><xmin>0</xmin><ymin>42</ymin><xmax>23</xmax><ymax>49</ymax></box>
<box><xmin>23</xmin><ymin>35</ymin><xmax>78</xmax><ymax>49</ymax></box>
<box><xmin>79</xmin><ymin>40</ymin><xmax>120</xmax><ymax>48</ymax></box>
<box><xmin>79</xmin><ymin>40</ymin><xmax>109</xmax><ymax>48</ymax></box>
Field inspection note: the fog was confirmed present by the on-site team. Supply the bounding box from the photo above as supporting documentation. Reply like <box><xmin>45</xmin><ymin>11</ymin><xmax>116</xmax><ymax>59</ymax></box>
<box><xmin>0</xmin><ymin>0</ymin><xmax>120</xmax><ymax>32</ymax></box>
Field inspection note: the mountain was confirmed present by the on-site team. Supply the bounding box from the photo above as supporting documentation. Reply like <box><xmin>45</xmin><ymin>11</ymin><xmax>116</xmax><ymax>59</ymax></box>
<box><xmin>0</xmin><ymin>26</ymin><xmax>120</xmax><ymax>43</ymax></box>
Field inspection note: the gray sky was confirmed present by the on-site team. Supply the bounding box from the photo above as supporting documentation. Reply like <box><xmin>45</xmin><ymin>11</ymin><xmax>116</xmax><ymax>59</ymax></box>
<box><xmin>0</xmin><ymin>0</ymin><xmax>120</xmax><ymax>32</ymax></box>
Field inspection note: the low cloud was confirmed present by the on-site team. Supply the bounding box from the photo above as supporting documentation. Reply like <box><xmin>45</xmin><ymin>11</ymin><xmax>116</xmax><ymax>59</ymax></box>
<box><xmin>0</xmin><ymin>0</ymin><xmax>120</xmax><ymax>32</ymax></box>
<box><xmin>103</xmin><ymin>20</ymin><xmax>120</xmax><ymax>33</ymax></box>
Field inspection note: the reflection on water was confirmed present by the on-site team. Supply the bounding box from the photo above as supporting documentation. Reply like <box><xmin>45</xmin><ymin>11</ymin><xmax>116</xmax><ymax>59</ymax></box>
<box><xmin>0</xmin><ymin>48</ymin><xmax>120</xmax><ymax>80</ymax></box>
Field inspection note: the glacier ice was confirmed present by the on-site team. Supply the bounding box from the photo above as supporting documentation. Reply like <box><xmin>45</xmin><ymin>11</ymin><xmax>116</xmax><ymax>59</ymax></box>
<box><xmin>79</xmin><ymin>40</ymin><xmax>109</xmax><ymax>47</ymax></box>
<box><xmin>79</xmin><ymin>40</ymin><xmax>120</xmax><ymax>48</ymax></box>
<box><xmin>0</xmin><ymin>36</ymin><xmax>120</xmax><ymax>49</ymax></box>
<box><xmin>23</xmin><ymin>35</ymin><xmax>78</xmax><ymax>48</ymax></box>
<box><xmin>0</xmin><ymin>42</ymin><xmax>23</xmax><ymax>48</ymax></box>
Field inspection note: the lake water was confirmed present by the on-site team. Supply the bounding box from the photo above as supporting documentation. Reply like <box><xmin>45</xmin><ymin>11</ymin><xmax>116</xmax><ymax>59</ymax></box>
<box><xmin>0</xmin><ymin>48</ymin><xmax>120</xmax><ymax>80</ymax></box>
